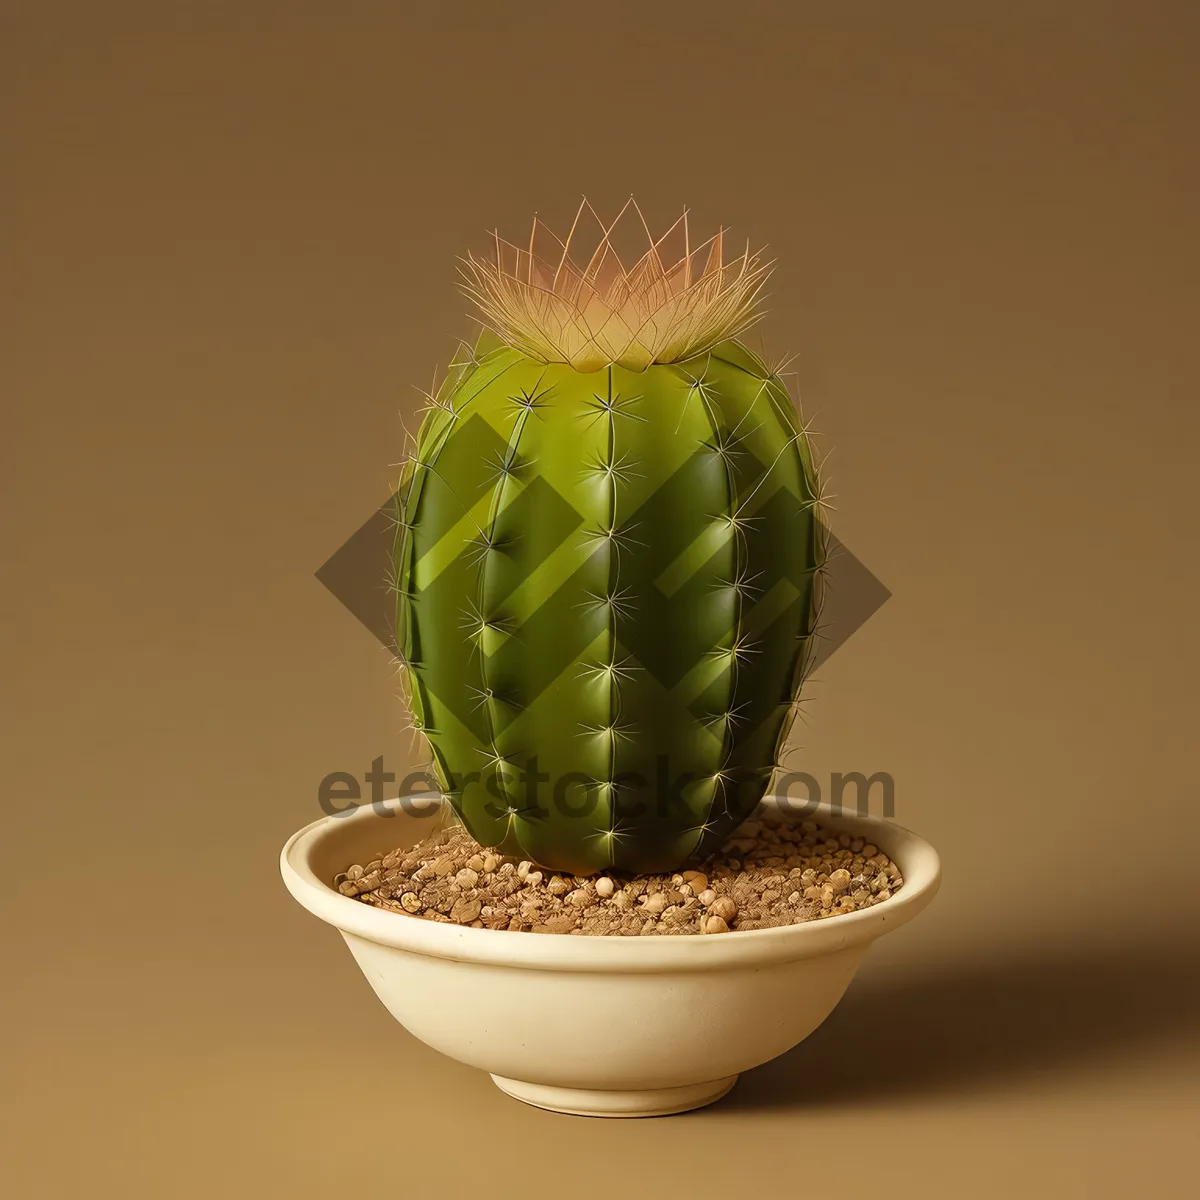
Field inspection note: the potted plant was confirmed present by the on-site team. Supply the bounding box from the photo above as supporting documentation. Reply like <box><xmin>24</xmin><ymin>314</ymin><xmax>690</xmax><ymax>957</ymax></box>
<box><xmin>281</xmin><ymin>200</ymin><xmax>940</xmax><ymax>1116</ymax></box>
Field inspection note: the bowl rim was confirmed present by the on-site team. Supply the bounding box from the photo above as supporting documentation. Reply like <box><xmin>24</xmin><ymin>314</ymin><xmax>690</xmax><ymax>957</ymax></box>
<box><xmin>280</xmin><ymin>794</ymin><xmax>941</xmax><ymax>973</ymax></box>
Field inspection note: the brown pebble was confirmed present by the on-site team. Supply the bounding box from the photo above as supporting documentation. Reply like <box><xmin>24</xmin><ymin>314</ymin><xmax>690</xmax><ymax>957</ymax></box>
<box><xmin>450</xmin><ymin>896</ymin><xmax>482</xmax><ymax>923</ymax></box>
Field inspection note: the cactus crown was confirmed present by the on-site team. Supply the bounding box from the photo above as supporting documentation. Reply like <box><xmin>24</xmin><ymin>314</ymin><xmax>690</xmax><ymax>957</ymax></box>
<box><xmin>459</xmin><ymin>197</ymin><xmax>773</xmax><ymax>373</ymax></box>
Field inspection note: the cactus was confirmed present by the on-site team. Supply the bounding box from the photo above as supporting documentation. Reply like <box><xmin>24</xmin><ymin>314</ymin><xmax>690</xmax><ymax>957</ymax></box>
<box><xmin>393</xmin><ymin>200</ymin><xmax>826</xmax><ymax>875</ymax></box>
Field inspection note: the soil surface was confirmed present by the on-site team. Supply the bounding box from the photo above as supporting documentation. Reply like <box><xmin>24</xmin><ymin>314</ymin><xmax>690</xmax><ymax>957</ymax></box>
<box><xmin>337</xmin><ymin>808</ymin><xmax>904</xmax><ymax>935</ymax></box>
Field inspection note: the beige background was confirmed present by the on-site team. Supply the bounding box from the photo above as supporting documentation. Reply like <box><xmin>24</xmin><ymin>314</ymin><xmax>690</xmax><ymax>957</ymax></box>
<box><xmin>4</xmin><ymin>2</ymin><xmax>1199</xmax><ymax>1195</ymax></box>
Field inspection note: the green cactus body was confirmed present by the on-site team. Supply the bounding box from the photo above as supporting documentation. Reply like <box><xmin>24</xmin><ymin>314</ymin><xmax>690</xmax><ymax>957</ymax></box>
<box><xmin>395</xmin><ymin>328</ymin><xmax>824</xmax><ymax>875</ymax></box>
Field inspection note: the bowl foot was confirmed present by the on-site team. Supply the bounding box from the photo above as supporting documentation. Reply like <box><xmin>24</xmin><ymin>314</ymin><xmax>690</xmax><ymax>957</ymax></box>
<box><xmin>489</xmin><ymin>1073</ymin><xmax>738</xmax><ymax>1117</ymax></box>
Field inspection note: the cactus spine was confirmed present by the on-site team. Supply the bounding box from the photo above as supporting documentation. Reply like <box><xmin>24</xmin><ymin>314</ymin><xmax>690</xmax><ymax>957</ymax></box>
<box><xmin>394</xmin><ymin>201</ymin><xmax>825</xmax><ymax>875</ymax></box>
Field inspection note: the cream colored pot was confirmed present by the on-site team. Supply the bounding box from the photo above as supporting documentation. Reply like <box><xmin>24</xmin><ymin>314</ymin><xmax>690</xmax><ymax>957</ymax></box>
<box><xmin>280</xmin><ymin>796</ymin><xmax>940</xmax><ymax>1117</ymax></box>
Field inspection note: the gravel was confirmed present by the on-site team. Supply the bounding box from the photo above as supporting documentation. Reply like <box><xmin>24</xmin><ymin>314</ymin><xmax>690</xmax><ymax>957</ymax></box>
<box><xmin>337</xmin><ymin>808</ymin><xmax>904</xmax><ymax>936</ymax></box>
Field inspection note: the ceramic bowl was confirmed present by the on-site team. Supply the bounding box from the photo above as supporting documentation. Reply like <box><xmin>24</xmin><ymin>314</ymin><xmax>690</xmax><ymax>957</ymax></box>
<box><xmin>280</xmin><ymin>795</ymin><xmax>940</xmax><ymax>1117</ymax></box>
